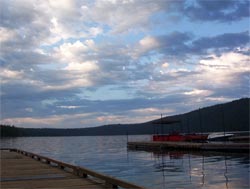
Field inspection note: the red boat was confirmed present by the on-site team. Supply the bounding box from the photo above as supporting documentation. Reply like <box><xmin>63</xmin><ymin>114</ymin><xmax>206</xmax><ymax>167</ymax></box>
<box><xmin>151</xmin><ymin>116</ymin><xmax>208</xmax><ymax>142</ymax></box>
<box><xmin>152</xmin><ymin>133</ymin><xmax>208</xmax><ymax>142</ymax></box>
<box><xmin>153</xmin><ymin>132</ymin><xmax>186</xmax><ymax>142</ymax></box>
<box><xmin>185</xmin><ymin>133</ymin><xmax>208</xmax><ymax>142</ymax></box>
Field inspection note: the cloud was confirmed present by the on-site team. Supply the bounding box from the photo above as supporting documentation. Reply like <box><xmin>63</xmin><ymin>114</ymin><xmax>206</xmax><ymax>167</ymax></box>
<box><xmin>64</xmin><ymin>61</ymin><xmax>98</xmax><ymax>72</ymax></box>
<box><xmin>86</xmin><ymin>0</ymin><xmax>161</xmax><ymax>34</ymax></box>
<box><xmin>1</xmin><ymin>1</ymin><xmax>52</xmax><ymax>47</ymax></box>
<box><xmin>1</xmin><ymin>116</ymin><xmax>63</xmax><ymax>128</ymax></box>
<box><xmin>184</xmin><ymin>0</ymin><xmax>249</xmax><ymax>22</ymax></box>
<box><xmin>134</xmin><ymin>31</ymin><xmax>249</xmax><ymax>59</ymax></box>
<box><xmin>130</xmin><ymin>49</ymin><xmax>249</xmax><ymax>106</ymax></box>
<box><xmin>184</xmin><ymin>89</ymin><xmax>213</xmax><ymax>96</ymax></box>
<box><xmin>0</xmin><ymin>95</ymin><xmax>181</xmax><ymax>128</ymax></box>
<box><xmin>1</xmin><ymin>0</ymin><xmax>101</xmax><ymax>48</ymax></box>
<box><xmin>130</xmin><ymin>107</ymin><xmax>174</xmax><ymax>117</ymax></box>
<box><xmin>191</xmin><ymin>31</ymin><xmax>250</xmax><ymax>53</ymax></box>
<box><xmin>53</xmin><ymin>40</ymin><xmax>96</xmax><ymax>63</ymax></box>
<box><xmin>4</xmin><ymin>41</ymin><xmax>246</xmax><ymax>124</ymax></box>
<box><xmin>139</xmin><ymin>36</ymin><xmax>160</xmax><ymax>52</ymax></box>
<box><xmin>0</xmin><ymin>69</ymin><xmax>24</xmax><ymax>84</ymax></box>
<box><xmin>197</xmin><ymin>51</ymin><xmax>250</xmax><ymax>87</ymax></box>
<box><xmin>0</xmin><ymin>27</ymin><xmax>16</xmax><ymax>43</ymax></box>
<box><xmin>0</xmin><ymin>0</ymin><xmax>249</xmax><ymax>128</ymax></box>
<box><xmin>1</xmin><ymin>0</ymin><xmax>39</xmax><ymax>29</ymax></box>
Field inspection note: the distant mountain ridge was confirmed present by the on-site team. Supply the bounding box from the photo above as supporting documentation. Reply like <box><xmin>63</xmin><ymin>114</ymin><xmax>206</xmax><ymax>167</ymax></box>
<box><xmin>1</xmin><ymin>98</ymin><xmax>249</xmax><ymax>137</ymax></box>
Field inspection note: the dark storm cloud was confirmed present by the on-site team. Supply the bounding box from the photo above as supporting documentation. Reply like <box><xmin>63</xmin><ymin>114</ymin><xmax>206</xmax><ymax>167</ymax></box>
<box><xmin>51</xmin><ymin>94</ymin><xmax>189</xmax><ymax>115</ymax></box>
<box><xmin>1</xmin><ymin>81</ymin><xmax>80</xmax><ymax>101</ymax></box>
<box><xmin>0</xmin><ymin>0</ymin><xmax>37</xmax><ymax>29</ymax></box>
<box><xmin>184</xmin><ymin>0</ymin><xmax>249</xmax><ymax>22</ymax></box>
<box><xmin>152</xmin><ymin>31</ymin><xmax>249</xmax><ymax>57</ymax></box>
<box><xmin>157</xmin><ymin>31</ymin><xmax>193</xmax><ymax>56</ymax></box>
<box><xmin>1</xmin><ymin>91</ymin><xmax>184</xmax><ymax>119</ymax></box>
<box><xmin>1</xmin><ymin>50</ymin><xmax>52</xmax><ymax>70</ymax></box>
<box><xmin>191</xmin><ymin>31</ymin><xmax>250</xmax><ymax>53</ymax></box>
<box><xmin>1</xmin><ymin>83</ymin><xmax>80</xmax><ymax>119</ymax></box>
<box><xmin>0</xmin><ymin>0</ymin><xmax>51</xmax><ymax>48</ymax></box>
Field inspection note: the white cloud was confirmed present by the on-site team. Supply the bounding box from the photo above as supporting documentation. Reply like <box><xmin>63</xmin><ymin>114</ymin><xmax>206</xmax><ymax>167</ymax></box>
<box><xmin>41</xmin><ymin>77</ymin><xmax>93</xmax><ymax>91</ymax></box>
<box><xmin>95</xmin><ymin>113</ymin><xmax>157</xmax><ymax>126</ymax></box>
<box><xmin>54</xmin><ymin>40</ymin><xmax>96</xmax><ymax>63</ymax></box>
<box><xmin>130</xmin><ymin>36</ymin><xmax>160</xmax><ymax>58</ymax></box>
<box><xmin>48</xmin><ymin>0</ymin><xmax>76</xmax><ymax>14</ymax></box>
<box><xmin>131</xmin><ymin>107</ymin><xmax>174</xmax><ymax>116</ymax></box>
<box><xmin>0</xmin><ymin>27</ymin><xmax>16</xmax><ymax>42</ymax></box>
<box><xmin>64</xmin><ymin>61</ymin><xmax>99</xmax><ymax>72</ymax></box>
<box><xmin>0</xmin><ymin>1</ymin><xmax>101</xmax><ymax>46</ymax></box>
<box><xmin>1</xmin><ymin>112</ymin><xmax>95</xmax><ymax>128</ymax></box>
<box><xmin>50</xmin><ymin>40</ymin><xmax>100</xmax><ymax>89</ymax></box>
<box><xmin>198</xmin><ymin>52</ymin><xmax>249</xmax><ymax>87</ymax></box>
<box><xmin>184</xmin><ymin>89</ymin><xmax>213</xmax><ymax>96</ymax></box>
<box><xmin>162</xmin><ymin>62</ymin><xmax>169</xmax><ymax>68</ymax></box>
<box><xmin>139</xmin><ymin>36</ymin><xmax>159</xmax><ymax>51</ymax></box>
<box><xmin>57</xmin><ymin>106</ymin><xmax>82</xmax><ymax>109</ymax></box>
<box><xmin>25</xmin><ymin>108</ymin><xmax>33</xmax><ymax>112</ymax></box>
<box><xmin>88</xmin><ymin>27</ymin><xmax>103</xmax><ymax>36</ymax></box>
<box><xmin>46</xmin><ymin>0</ymin><xmax>88</xmax><ymax>41</ymax></box>
<box><xmin>49</xmin><ymin>40</ymin><xmax>99</xmax><ymax>88</ymax></box>
<box><xmin>205</xmin><ymin>97</ymin><xmax>234</xmax><ymax>103</ymax></box>
<box><xmin>1</xmin><ymin>116</ymin><xmax>63</xmax><ymax>127</ymax></box>
<box><xmin>0</xmin><ymin>69</ymin><xmax>24</xmax><ymax>84</ymax></box>
<box><xmin>86</xmin><ymin>0</ymin><xmax>160</xmax><ymax>34</ymax></box>
<box><xmin>128</xmin><ymin>51</ymin><xmax>249</xmax><ymax>100</ymax></box>
<box><xmin>0</xmin><ymin>69</ymin><xmax>23</xmax><ymax>79</ymax></box>
<box><xmin>58</xmin><ymin>40</ymin><xmax>87</xmax><ymax>55</ymax></box>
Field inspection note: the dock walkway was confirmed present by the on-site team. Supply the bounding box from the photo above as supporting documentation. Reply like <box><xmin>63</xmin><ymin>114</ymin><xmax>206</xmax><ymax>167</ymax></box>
<box><xmin>127</xmin><ymin>141</ymin><xmax>249</xmax><ymax>153</ymax></box>
<box><xmin>0</xmin><ymin>149</ymin><xmax>144</xmax><ymax>189</ymax></box>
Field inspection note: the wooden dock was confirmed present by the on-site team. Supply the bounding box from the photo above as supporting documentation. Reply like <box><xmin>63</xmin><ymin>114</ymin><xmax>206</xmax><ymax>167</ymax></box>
<box><xmin>127</xmin><ymin>141</ymin><xmax>250</xmax><ymax>153</ymax></box>
<box><xmin>0</xmin><ymin>149</ymin><xmax>144</xmax><ymax>189</ymax></box>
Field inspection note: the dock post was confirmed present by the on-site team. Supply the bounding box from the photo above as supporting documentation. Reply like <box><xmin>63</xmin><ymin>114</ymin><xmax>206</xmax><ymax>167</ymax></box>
<box><xmin>105</xmin><ymin>181</ymin><xmax>118</xmax><ymax>189</ymax></box>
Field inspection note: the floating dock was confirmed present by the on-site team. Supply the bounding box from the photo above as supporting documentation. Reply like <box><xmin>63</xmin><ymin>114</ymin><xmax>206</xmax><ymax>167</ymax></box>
<box><xmin>0</xmin><ymin>148</ymin><xmax>144</xmax><ymax>189</ymax></box>
<box><xmin>127</xmin><ymin>141</ymin><xmax>250</xmax><ymax>153</ymax></box>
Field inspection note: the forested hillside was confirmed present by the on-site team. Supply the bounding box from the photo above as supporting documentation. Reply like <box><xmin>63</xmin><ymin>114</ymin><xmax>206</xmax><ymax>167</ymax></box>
<box><xmin>1</xmin><ymin>98</ymin><xmax>249</xmax><ymax>137</ymax></box>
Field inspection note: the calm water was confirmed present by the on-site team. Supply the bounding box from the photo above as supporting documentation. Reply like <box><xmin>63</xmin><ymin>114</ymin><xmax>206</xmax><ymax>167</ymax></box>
<box><xmin>1</xmin><ymin>135</ymin><xmax>249</xmax><ymax>189</ymax></box>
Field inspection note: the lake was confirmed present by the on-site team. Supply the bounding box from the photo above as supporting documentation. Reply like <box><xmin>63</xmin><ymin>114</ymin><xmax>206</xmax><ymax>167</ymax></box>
<box><xmin>1</xmin><ymin>135</ymin><xmax>249</xmax><ymax>189</ymax></box>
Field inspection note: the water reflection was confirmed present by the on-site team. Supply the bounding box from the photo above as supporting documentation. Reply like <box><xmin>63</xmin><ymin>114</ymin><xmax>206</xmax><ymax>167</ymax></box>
<box><xmin>1</xmin><ymin>136</ymin><xmax>249</xmax><ymax>189</ymax></box>
<box><xmin>145</xmin><ymin>149</ymin><xmax>249</xmax><ymax>189</ymax></box>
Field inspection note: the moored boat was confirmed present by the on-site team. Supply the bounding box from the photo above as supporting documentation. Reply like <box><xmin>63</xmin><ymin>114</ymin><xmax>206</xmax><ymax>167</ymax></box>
<box><xmin>152</xmin><ymin>132</ymin><xmax>186</xmax><ymax>142</ymax></box>
<box><xmin>152</xmin><ymin>133</ymin><xmax>208</xmax><ymax>142</ymax></box>
<box><xmin>185</xmin><ymin>133</ymin><xmax>208</xmax><ymax>142</ymax></box>
<box><xmin>207</xmin><ymin>133</ymin><xmax>234</xmax><ymax>141</ymax></box>
<box><xmin>151</xmin><ymin>117</ymin><xmax>209</xmax><ymax>142</ymax></box>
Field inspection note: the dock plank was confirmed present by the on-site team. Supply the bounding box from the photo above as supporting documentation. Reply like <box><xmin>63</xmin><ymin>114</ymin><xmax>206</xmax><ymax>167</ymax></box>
<box><xmin>0</xmin><ymin>151</ymin><xmax>109</xmax><ymax>189</ymax></box>
<box><xmin>1</xmin><ymin>178</ymin><xmax>104</xmax><ymax>189</ymax></box>
<box><xmin>1</xmin><ymin>149</ymin><xmax>145</xmax><ymax>189</ymax></box>
<box><xmin>2</xmin><ymin>169</ymin><xmax>68</xmax><ymax>178</ymax></box>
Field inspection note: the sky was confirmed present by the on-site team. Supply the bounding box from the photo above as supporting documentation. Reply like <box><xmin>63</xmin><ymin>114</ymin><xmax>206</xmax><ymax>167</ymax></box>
<box><xmin>0</xmin><ymin>0</ymin><xmax>249</xmax><ymax>128</ymax></box>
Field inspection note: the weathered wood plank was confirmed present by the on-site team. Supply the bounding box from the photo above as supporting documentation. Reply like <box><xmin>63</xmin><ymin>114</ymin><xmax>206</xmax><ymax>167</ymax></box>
<box><xmin>2</xmin><ymin>170</ymin><xmax>74</xmax><ymax>178</ymax></box>
<box><xmin>1</xmin><ymin>178</ymin><xmax>104</xmax><ymax>188</ymax></box>
<box><xmin>1</xmin><ymin>149</ymin><xmax>145</xmax><ymax>189</ymax></box>
<box><xmin>0</xmin><ymin>151</ymin><xmax>109</xmax><ymax>189</ymax></box>
<box><xmin>0</xmin><ymin>151</ymin><xmax>108</xmax><ymax>189</ymax></box>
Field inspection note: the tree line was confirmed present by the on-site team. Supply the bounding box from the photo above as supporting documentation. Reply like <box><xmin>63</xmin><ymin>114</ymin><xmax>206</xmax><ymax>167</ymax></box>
<box><xmin>1</xmin><ymin>98</ymin><xmax>249</xmax><ymax>137</ymax></box>
<box><xmin>0</xmin><ymin>125</ymin><xmax>22</xmax><ymax>137</ymax></box>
